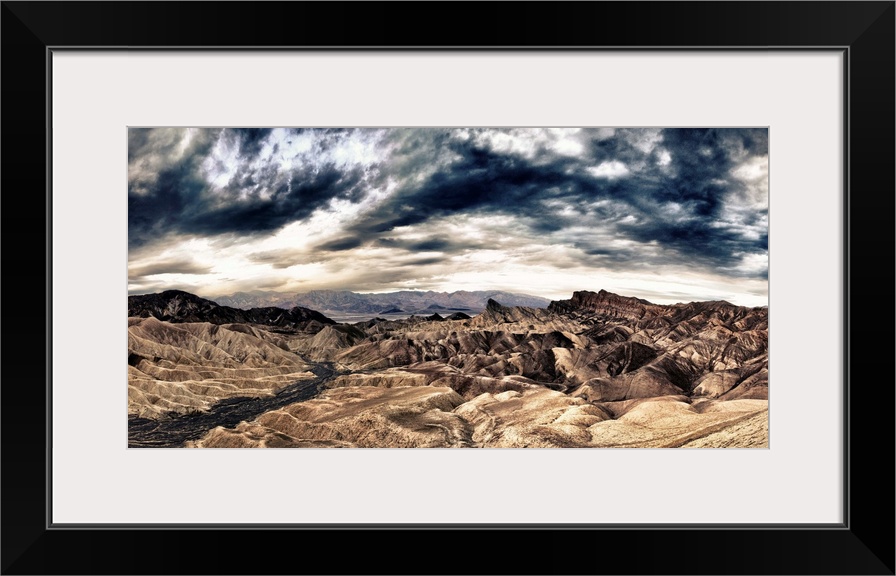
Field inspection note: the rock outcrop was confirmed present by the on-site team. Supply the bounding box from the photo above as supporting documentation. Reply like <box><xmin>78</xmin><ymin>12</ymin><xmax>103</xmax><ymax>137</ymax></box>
<box><xmin>128</xmin><ymin>290</ymin><xmax>335</xmax><ymax>331</ymax></box>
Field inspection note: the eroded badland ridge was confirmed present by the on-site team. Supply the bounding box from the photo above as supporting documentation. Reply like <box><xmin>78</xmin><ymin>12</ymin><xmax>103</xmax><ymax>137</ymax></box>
<box><xmin>127</xmin><ymin>289</ymin><xmax>768</xmax><ymax>448</ymax></box>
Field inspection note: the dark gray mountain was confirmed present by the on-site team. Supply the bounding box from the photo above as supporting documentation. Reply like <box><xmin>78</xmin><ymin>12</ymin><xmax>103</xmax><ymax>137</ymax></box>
<box><xmin>128</xmin><ymin>290</ymin><xmax>335</xmax><ymax>330</ymax></box>
<box><xmin>212</xmin><ymin>289</ymin><xmax>551</xmax><ymax>314</ymax></box>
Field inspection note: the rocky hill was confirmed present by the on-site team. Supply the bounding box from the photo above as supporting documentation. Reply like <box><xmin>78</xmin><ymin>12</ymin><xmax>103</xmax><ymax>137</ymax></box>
<box><xmin>129</xmin><ymin>288</ymin><xmax>768</xmax><ymax>448</ymax></box>
<box><xmin>127</xmin><ymin>316</ymin><xmax>316</xmax><ymax>418</ymax></box>
<box><xmin>128</xmin><ymin>290</ymin><xmax>335</xmax><ymax>331</ymax></box>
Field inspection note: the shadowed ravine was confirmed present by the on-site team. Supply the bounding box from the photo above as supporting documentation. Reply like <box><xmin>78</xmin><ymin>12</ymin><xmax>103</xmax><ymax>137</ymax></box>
<box><xmin>128</xmin><ymin>361</ymin><xmax>339</xmax><ymax>447</ymax></box>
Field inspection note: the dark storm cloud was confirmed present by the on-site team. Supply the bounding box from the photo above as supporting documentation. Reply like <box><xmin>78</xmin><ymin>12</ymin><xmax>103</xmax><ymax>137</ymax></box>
<box><xmin>191</xmin><ymin>165</ymin><xmax>367</xmax><ymax>235</ymax></box>
<box><xmin>404</xmin><ymin>256</ymin><xmax>448</xmax><ymax>267</ymax></box>
<box><xmin>343</xmin><ymin>139</ymin><xmax>581</xmax><ymax>236</ymax></box>
<box><xmin>316</xmin><ymin>236</ymin><xmax>365</xmax><ymax>252</ymax></box>
<box><xmin>231</xmin><ymin>128</ymin><xmax>273</xmax><ymax>158</ymax></box>
<box><xmin>338</xmin><ymin>128</ymin><xmax>767</xmax><ymax>275</ymax></box>
<box><xmin>377</xmin><ymin>236</ymin><xmax>486</xmax><ymax>252</ymax></box>
<box><xmin>127</xmin><ymin>128</ymin><xmax>150</xmax><ymax>163</ymax></box>
<box><xmin>129</xmin><ymin>127</ymin><xmax>768</xmax><ymax>286</ymax></box>
<box><xmin>604</xmin><ymin>129</ymin><xmax>767</xmax><ymax>272</ymax></box>
<box><xmin>579</xmin><ymin>246</ymin><xmax>638</xmax><ymax>263</ymax></box>
<box><xmin>128</xmin><ymin>258</ymin><xmax>213</xmax><ymax>279</ymax></box>
<box><xmin>128</xmin><ymin>128</ymin><xmax>380</xmax><ymax>248</ymax></box>
<box><xmin>246</xmin><ymin>248</ymin><xmax>310</xmax><ymax>269</ymax></box>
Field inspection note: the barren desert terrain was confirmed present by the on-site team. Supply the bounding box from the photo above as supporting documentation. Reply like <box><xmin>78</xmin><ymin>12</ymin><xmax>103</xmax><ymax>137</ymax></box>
<box><xmin>128</xmin><ymin>289</ymin><xmax>768</xmax><ymax>448</ymax></box>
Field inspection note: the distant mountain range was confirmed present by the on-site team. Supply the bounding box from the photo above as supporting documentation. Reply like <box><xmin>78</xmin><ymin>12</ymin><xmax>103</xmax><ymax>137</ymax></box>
<box><xmin>128</xmin><ymin>290</ymin><xmax>335</xmax><ymax>331</ymax></box>
<box><xmin>210</xmin><ymin>289</ymin><xmax>551</xmax><ymax>314</ymax></box>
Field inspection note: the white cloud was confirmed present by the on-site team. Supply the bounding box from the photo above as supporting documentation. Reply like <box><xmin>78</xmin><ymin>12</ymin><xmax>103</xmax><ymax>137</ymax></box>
<box><xmin>713</xmin><ymin>163</ymin><xmax>768</xmax><ymax>222</ymax></box>
<box><xmin>625</xmin><ymin>128</ymin><xmax>663</xmax><ymax>154</ymax></box>
<box><xmin>198</xmin><ymin>129</ymin><xmax>390</xmax><ymax>202</ymax></box>
<box><xmin>588</xmin><ymin>160</ymin><xmax>630</xmax><ymax>179</ymax></box>
<box><xmin>732</xmin><ymin>155</ymin><xmax>768</xmax><ymax>184</ymax></box>
<box><xmin>469</xmin><ymin>128</ymin><xmax>585</xmax><ymax>161</ymax></box>
<box><xmin>202</xmin><ymin>133</ymin><xmax>241</xmax><ymax>190</ymax></box>
<box><xmin>736</xmin><ymin>251</ymin><xmax>769</xmax><ymax>275</ymax></box>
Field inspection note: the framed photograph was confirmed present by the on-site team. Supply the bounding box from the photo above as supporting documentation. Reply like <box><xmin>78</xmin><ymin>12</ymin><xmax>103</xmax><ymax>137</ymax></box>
<box><xmin>3</xmin><ymin>2</ymin><xmax>892</xmax><ymax>574</ymax></box>
<box><xmin>125</xmin><ymin>124</ymin><xmax>773</xmax><ymax>452</ymax></box>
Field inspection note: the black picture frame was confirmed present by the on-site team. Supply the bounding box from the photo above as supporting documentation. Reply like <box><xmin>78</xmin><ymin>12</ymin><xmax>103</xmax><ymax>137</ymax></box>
<box><xmin>2</xmin><ymin>2</ymin><xmax>893</xmax><ymax>574</ymax></box>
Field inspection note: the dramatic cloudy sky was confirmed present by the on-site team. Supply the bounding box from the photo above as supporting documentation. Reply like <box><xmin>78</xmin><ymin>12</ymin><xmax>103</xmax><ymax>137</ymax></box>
<box><xmin>128</xmin><ymin>127</ymin><xmax>768</xmax><ymax>306</ymax></box>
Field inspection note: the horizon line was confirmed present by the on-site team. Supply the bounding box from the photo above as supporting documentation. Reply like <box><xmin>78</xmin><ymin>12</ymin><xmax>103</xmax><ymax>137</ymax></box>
<box><xmin>126</xmin><ymin>286</ymin><xmax>769</xmax><ymax>309</ymax></box>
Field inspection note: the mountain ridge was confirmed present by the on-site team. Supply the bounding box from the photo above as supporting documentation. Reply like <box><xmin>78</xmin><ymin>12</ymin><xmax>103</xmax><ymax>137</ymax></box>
<box><xmin>208</xmin><ymin>288</ymin><xmax>552</xmax><ymax>314</ymax></box>
<box><xmin>128</xmin><ymin>289</ymin><xmax>336</xmax><ymax>330</ymax></box>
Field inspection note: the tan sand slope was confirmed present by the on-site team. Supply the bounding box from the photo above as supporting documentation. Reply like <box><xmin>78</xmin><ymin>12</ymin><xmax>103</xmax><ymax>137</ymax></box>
<box><xmin>192</xmin><ymin>385</ymin><xmax>768</xmax><ymax>448</ymax></box>
<box><xmin>189</xmin><ymin>386</ymin><xmax>468</xmax><ymax>448</ymax></box>
<box><xmin>128</xmin><ymin>317</ymin><xmax>314</xmax><ymax>417</ymax></box>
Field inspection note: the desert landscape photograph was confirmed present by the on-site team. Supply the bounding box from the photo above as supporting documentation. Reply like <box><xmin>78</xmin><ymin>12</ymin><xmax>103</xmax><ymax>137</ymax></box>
<box><xmin>128</xmin><ymin>127</ymin><xmax>768</xmax><ymax>448</ymax></box>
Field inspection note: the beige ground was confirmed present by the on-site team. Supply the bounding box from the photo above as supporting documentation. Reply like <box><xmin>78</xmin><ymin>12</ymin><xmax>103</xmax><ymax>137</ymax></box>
<box><xmin>128</xmin><ymin>317</ymin><xmax>315</xmax><ymax>417</ymax></box>
<box><xmin>188</xmin><ymin>386</ymin><xmax>468</xmax><ymax>448</ymax></box>
<box><xmin>189</xmin><ymin>384</ymin><xmax>768</xmax><ymax>448</ymax></box>
<box><xmin>135</xmin><ymin>294</ymin><xmax>768</xmax><ymax>447</ymax></box>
